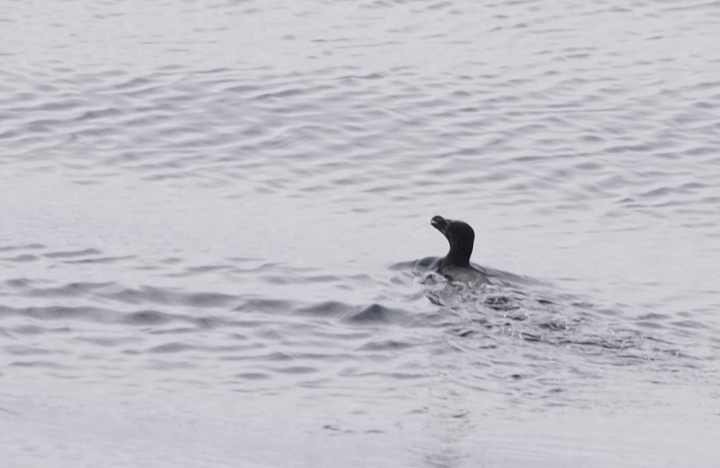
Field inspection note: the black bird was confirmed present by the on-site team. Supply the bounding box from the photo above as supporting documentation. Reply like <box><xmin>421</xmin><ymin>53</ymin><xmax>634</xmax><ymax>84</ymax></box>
<box><xmin>431</xmin><ymin>215</ymin><xmax>490</xmax><ymax>284</ymax></box>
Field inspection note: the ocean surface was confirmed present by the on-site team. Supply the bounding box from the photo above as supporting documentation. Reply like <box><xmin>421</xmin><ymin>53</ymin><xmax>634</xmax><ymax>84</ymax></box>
<box><xmin>1</xmin><ymin>0</ymin><xmax>720</xmax><ymax>466</ymax></box>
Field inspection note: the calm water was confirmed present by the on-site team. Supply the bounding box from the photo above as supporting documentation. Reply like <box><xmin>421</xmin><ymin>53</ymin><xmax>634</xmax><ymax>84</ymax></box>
<box><xmin>2</xmin><ymin>0</ymin><xmax>720</xmax><ymax>466</ymax></box>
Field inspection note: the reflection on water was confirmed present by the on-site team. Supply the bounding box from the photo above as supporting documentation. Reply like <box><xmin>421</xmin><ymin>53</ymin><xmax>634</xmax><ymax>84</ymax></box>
<box><xmin>1</xmin><ymin>0</ymin><xmax>720</xmax><ymax>466</ymax></box>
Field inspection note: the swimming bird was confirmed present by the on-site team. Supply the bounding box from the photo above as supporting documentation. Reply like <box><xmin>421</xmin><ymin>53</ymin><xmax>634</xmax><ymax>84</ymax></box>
<box><xmin>431</xmin><ymin>215</ymin><xmax>490</xmax><ymax>284</ymax></box>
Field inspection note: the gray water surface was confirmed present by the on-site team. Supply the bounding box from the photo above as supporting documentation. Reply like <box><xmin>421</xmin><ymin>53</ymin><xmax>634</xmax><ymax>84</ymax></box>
<box><xmin>2</xmin><ymin>0</ymin><xmax>720</xmax><ymax>466</ymax></box>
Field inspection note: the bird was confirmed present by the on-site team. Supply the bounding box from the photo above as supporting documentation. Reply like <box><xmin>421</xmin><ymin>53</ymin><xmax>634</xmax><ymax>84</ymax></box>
<box><xmin>431</xmin><ymin>215</ymin><xmax>490</xmax><ymax>284</ymax></box>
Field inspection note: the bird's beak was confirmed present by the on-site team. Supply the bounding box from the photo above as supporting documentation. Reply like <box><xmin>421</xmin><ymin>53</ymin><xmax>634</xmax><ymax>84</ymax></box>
<box><xmin>431</xmin><ymin>215</ymin><xmax>449</xmax><ymax>234</ymax></box>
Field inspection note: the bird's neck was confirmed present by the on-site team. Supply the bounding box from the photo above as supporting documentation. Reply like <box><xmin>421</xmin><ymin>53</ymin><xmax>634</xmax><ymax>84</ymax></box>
<box><xmin>445</xmin><ymin>248</ymin><xmax>472</xmax><ymax>267</ymax></box>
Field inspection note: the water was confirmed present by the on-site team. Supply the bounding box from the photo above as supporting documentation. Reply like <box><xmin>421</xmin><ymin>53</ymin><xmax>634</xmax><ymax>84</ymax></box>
<box><xmin>2</xmin><ymin>0</ymin><xmax>720</xmax><ymax>466</ymax></box>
